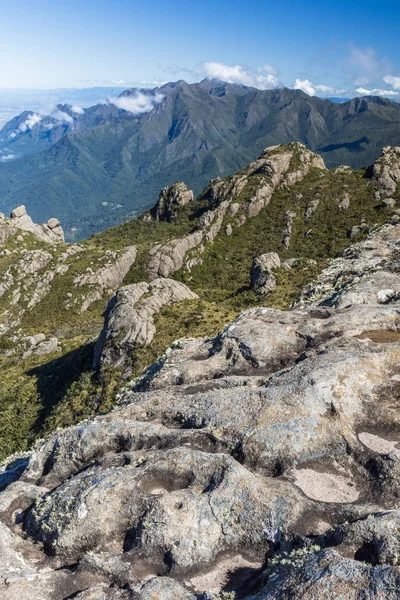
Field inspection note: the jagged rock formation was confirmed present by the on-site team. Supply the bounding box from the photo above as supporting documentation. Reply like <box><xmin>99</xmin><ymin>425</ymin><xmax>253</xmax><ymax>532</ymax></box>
<box><xmin>1</xmin><ymin>216</ymin><xmax>400</xmax><ymax>597</ymax></box>
<box><xmin>9</xmin><ymin>205</ymin><xmax>65</xmax><ymax>243</ymax></box>
<box><xmin>370</xmin><ymin>146</ymin><xmax>400</xmax><ymax>198</ymax></box>
<box><xmin>147</xmin><ymin>143</ymin><xmax>325</xmax><ymax>279</ymax></box>
<box><xmin>0</xmin><ymin>206</ymin><xmax>65</xmax><ymax>246</ymax></box>
<box><xmin>148</xmin><ymin>231</ymin><xmax>203</xmax><ymax>280</ymax></box>
<box><xmin>93</xmin><ymin>278</ymin><xmax>198</xmax><ymax>370</ymax></box>
<box><xmin>1</xmin><ymin>144</ymin><xmax>400</xmax><ymax>596</ymax></box>
<box><xmin>150</xmin><ymin>182</ymin><xmax>194</xmax><ymax>222</ymax></box>
<box><xmin>73</xmin><ymin>247</ymin><xmax>137</xmax><ymax>312</ymax></box>
<box><xmin>294</xmin><ymin>220</ymin><xmax>400</xmax><ymax>308</ymax></box>
<box><xmin>0</xmin><ymin>142</ymin><xmax>398</xmax><ymax>443</ymax></box>
<box><xmin>0</xmin><ymin>142</ymin><xmax>398</xmax><ymax>419</ymax></box>
<box><xmin>0</xmin><ymin>239</ymin><xmax>138</xmax><ymax>337</ymax></box>
<box><xmin>250</xmin><ymin>252</ymin><xmax>281</xmax><ymax>295</ymax></box>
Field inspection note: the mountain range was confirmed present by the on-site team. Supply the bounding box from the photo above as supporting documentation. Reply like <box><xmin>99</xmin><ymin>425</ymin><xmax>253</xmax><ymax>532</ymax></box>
<box><xmin>1</xmin><ymin>79</ymin><xmax>400</xmax><ymax>239</ymax></box>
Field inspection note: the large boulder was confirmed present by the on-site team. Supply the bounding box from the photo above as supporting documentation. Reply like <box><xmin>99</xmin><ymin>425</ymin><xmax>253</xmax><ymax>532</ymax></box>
<box><xmin>250</xmin><ymin>252</ymin><xmax>281</xmax><ymax>295</ymax></box>
<box><xmin>93</xmin><ymin>278</ymin><xmax>198</xmax><ymax>370</ymax></box>
<box><xmin>370</xmin><ymin>146</ymin><xmax>400</xmax><ymax>196</ymax></box>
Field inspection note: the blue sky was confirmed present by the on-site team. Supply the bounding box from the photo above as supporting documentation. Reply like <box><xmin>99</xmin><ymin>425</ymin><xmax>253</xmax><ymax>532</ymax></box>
<box><xmin>1</xmin><ymin>0</ymin><xmax>400</xmax><ymax>97</ymax></box>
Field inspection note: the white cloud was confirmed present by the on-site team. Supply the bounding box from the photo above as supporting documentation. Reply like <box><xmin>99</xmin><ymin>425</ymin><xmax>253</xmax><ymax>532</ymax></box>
<box><xmin>111</xmin><ymin>79</ymin><xmax>126</xmax><ymax>85</ymax></box>
<box><xmin>8</xmin><ymin>104</ymin><xmax>84</xmax><ymax>138</ymax></box>
<box><xmin>293</xmin><ymin>79</ymin><xmax>316</xmax><ymax>96</ymax></box>
<box><xmin>347</xmin><ymin>46</ymin><xmax>379</xmax><ymax>74</ymax></box>
<box><xmin>203</xmin><ymin>62</ymin><xmax>279</xmax><ymax>89</ymax></box>
<box><xmin>314</xmin><ymin>84</ymin><xmax>346</xmax><ymax>95</ymax></box>
<box><xmin>345</xmin><ymin>44</ymin><xmax>392</xmax><ymax>88</ymax></box>
<box><xmin>71</xmin><ymin>105</ymin><xmax>84</xmax><ymax>115</ymax></box>
<box><xmin>53</xmin><ymin>110</ymin><xmax>74</xmax><ymax>124</ymax></box>
<box><xmin>0</xmin><ymin>153</ymin><xmax>16</xmax><ymax>161</ymax></box>
<box><xmin>383</xmin><ymin>75</ymin><xmax>400</xmax><ymax>90</ymax></box>
<box><xmin>294</xmin><ymin>79</ymin><xmax>347</xmax><ymax>97</ymax></box>
<box><xmin>25</xmin><ymin>113</ymin><xmax>42</xmax><ymax>128</ymax></box>
<box><xmin>42</xmin><ymin>110</ymin><xmax>74</xmax><ymax>131</ymax></box>
<box><xmin>109</xmin><ymin>92</ymin><xmax>164</xmax><ymax>115</ymax></box>
<box><xmin>17</xmin><ymin>113</ymin><xmax>42</xmax><ymax>133</ymax></box>
<box><xmin>355</xmin><ymin>87</ymin><xmax>399</xmax><ymax>97</ymax></box>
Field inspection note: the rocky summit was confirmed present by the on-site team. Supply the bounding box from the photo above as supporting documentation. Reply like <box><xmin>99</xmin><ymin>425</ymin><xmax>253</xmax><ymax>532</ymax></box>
<box><xmin>0</xmin><ymin>143</ymin><xmax>400</xmax><ymax>598</ymax></box>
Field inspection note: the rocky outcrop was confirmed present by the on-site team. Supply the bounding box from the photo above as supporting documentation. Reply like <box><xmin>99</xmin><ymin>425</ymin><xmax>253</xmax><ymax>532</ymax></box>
<box><xmin>0</xmin><ymin>206</ymin><xmax>64</xmax><ymax>248</ymax></box>
<box><xmin>0</xmin><ymin>236</ymin><xmax>138</xmax><ymax>341</ymax></box>
<box><xmin>337</xmin><ymin>192</ymin><xmax>350</xmax><ymax>211</ymax></box>
<box><xmin>9</xmin><ymin>205</ymin><xmax>65</xmax><ymax>243</ymax></box>
<box><xmin>151</xmin><ymin>182</ymin><xmax>194</xmax><ymax>222</ymax></box>
<box><xmin>294</xmin><ymin>221</ymin><xmax>400</xmax><ymax>308</ymax></box>
<box><xmin>122</xmin><ymin>303</ymin><xmax>400</xmax><ymax>476</ymax></box>
<box><xmin>370</xmin><ymin>146</ymin><xmax>400</xmax><ymax>198</ymax></box>
<box><xmin>252</xmin><ymin>510</ymin><xmax>400</xmax><ymax>599</ymax></box>
<box><xmin>0</xmin><ymin>249</ymin><xmax>55</xmax><ymax>334</ymax></box>
<box><xmin>0</xmin><ymin>250</ymin><xmax>53</xmax><ymax>301</ymax></box>
<box><xmin>147</xmin><ymin>143</ymin><xmax>325</xmax><ymax>279</ymax></box>
<box><xmin>250</xmin><ymin>252</ymin><xmax>281</xmax><ymax>295</ymax></box>
<box><xmin>0</xmin><ymin>244</ymin><xmax>88</xmax><ymax>335</ymax></box>
<box><xmin>282</xmin><ymin>210</ymin><xmax>296</xmax><ymax>247</ymax></box>
<box><xmin>93</xmin><ymin>278</ymin><xmax>198</xmax><ymax>370</ymax></box>
<box><xmin>147</xmin><ymin>232</ymin><xmax>203</xmax><ymax>280</ymax></box>
<box><xmin>305</xmin><ymin>198</ymin><xmax>319</xmax><ymax>219</ymax></box>
<box><xmin>3</xmin><ymin>148</ymin><xmax>400</xmax><ymax>598</ymax></box>
<box><xmin>22</xmin><ymin>335</ymin><xmax>60</xmax><ymax>359</ymax></box>
<box><xmin>74</xmin><ymin>247</ymin><xmax>137</xmax><ymax>312</ymax></box>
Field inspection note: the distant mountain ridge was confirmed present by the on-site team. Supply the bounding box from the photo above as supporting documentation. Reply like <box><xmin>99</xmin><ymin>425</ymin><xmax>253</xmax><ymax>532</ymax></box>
<box><xmin>0</xmin><ymin>79</ymin><xmax>400</xmax><ymax>239</ymax></box>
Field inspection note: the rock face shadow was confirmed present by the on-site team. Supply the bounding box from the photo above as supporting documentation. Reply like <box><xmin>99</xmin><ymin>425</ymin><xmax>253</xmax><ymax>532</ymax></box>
<box><xmin>184</xmin><ymin>553</ymin><xmax>263</xmax><ymax>597</ymax></box>
<box><xmin>26</xmin><ymin>341</ymin><xmax>96</xmax><ymax>432</ymax></box>
<box><xmin>0</xmin><ymin>457</ymin><xmax>30</xmax><ymax>492</ymax></box>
